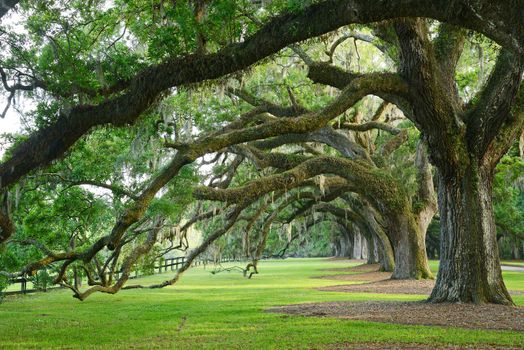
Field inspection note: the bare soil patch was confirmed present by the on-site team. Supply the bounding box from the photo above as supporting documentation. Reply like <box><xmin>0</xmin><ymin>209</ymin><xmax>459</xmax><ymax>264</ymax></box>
<box><xmin>317</xmin><ymin>264</ymin><xmax>521</xmax><ymax>296</ymax></box>
<box><xmin>316</xmin><ymin>271</ymin><xmax>391</xmax><ymax>283</ymax></box>
<box><xmin>319</xmin><ymin>276</ymin><xmax>435</xmax><ymax>295</ymax></box>
<box><xmin>320</xmin><ymin>263</ymin><xmax>380</xmax><ymax>273</ymax></box>
<box><xmin>268</xmin><ymin>301</ymin><xmax>524</xmax><ymax>332</ymax></box>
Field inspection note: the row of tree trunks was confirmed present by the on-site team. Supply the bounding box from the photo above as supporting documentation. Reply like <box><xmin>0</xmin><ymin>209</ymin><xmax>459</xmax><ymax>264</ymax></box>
<box><xmin>332</xmin><ymin>224</ymin><xmax>379</xmax><ymax>265</ymax></box>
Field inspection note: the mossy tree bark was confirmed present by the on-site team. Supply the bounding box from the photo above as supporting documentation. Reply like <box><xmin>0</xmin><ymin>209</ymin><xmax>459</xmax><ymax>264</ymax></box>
<box><xmin>307</xmin><ymin>18</ymin><xmax>524</xmax><ymax>300</ymax></box>
<box><xmin>382</xmin><ymin>209</ymin><xmax>432</xmax><ymax>279</ymax></box>
<box><xmin>429</xmin><ymin>163</ymin><xmax>511</xmax><ymax>304</ymax></box>
<box><xmin>394</xmin><ymin>19</ymin><xmax>524</xmax><ymax>304</ymax></box>
<box><xmin>360</xmin><ymin>204</ymin><xmax>395</xmax><ymax>272</ymax></box>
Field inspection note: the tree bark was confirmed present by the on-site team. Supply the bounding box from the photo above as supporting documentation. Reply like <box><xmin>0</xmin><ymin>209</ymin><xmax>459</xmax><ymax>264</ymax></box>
<box><xmin>366</xmin><ymin>235</ymin><xmax>377</xmax><ymax>264</ymax></box>
<box><xmin>361</xmin><ymin>233</ymin><xmax>370</xmax><ymax>262</ymax></box>
<box><xmin>333</xmin><ymin>241</ymin><xmax>340</xmax><ymax>257</ymax></box>
<box><xmin>386</xmin><ymin>213</ymin><xmax>432</xmax><ymax>279</ymax></box>
<box><xmin>429</xmin><ymin>163</ymin><xmax>512</xmax><ymax>304</ymax></box>
<box><xmin>361</xmin><ymin>204</ymin><xmax>395</xmax><ymax>272</ymax></box>
<box><xmin>353</xmin><ymin>229</ymin><xmax>362</xmax><ymax>259</ymax></box>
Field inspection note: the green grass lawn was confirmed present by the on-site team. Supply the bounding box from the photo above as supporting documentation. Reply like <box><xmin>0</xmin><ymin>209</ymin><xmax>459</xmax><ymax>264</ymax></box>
<box><xmin>502</xmin><ymin>260</ymin><xmax>524</xmax><ymax>267</ymax></box>
<box><xmin>1</xmin><ymin>258</ymin><xmax>523</xmax><ymax>349</ymax></box>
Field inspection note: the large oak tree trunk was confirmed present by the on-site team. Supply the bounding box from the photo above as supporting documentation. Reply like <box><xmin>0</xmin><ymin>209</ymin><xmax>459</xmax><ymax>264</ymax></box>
<box><xmin>366</xmin><ymin>235</ymin><xmax>378</xmax><ymax>265</ymax></box>
<box><xmin>429</xmin><ymin>164</ymin><xmax>512</xmax><ymax>304</ymax></box>
<box><xmin>389</xmin><ymin>215</ymin><xmax>432</xmax><ymax>279</ymax></box>
<box><xmin>362</xmin><ymin>205</ymin><xmax>395</xmax><ymax>272</ymax></box>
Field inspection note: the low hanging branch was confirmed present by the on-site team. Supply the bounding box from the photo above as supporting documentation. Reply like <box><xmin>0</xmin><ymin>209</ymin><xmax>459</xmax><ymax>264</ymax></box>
<box><xmin>63</xmin><ymin>217</ymin><xmax>165</xmax><ymax>301</ymax></box>
<box><xmin>146</xmin><ymin>203</ymin><xmax>249</xmax><ymax>289</ymax></box>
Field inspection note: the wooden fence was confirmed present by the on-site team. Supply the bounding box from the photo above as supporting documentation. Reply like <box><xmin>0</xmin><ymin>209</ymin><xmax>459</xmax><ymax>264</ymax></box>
<box><xmin>3</xmin><ymin>256</ymin><xmax>243</xmax><ymax>296</ymax></box>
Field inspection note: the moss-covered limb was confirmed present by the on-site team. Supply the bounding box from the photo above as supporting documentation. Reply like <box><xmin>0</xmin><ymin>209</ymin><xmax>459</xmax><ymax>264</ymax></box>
<box><xmin>207</xmin><ymin>109</ymin><xmax>276</xmax><ymax>137</ymax></box>
<box><xmin>147</xmin><ymin>204</ymin><xmax>248</xmax><ymax>289</ymax></box>
<box><xmin>192</xmin><ymin>158</ymin><xmax>322</xmax><ymax>203</ymax></box>
<box><xmin>395</xmin><ymin>18</ymin><xmax>471</xmax><ymax>173</ymax></box>
<box><xmin>252</xmin><ymin>127</ymin><xmax>370</xmax><ymax>161</ymax></box>
<box><xmin>484</xmin><ymin>87</ymin><xmax>524</xmax><ymax>168</ymax></box>
<box><xmin>371</xmin><ymin>102</ymin><xmax>393</xmax><ymax>121</ymax></box>
<box><xmin>325</xmin><ymin>32</ymin><xmax>392</xmax><ymax>63</ymax></box>
<box><xmin>433</xmin><ymin>23</ymin><xmax>466</xmax><ymax>89</ymax></box>
<box><xmin>227</xmin><ymin>88</ymin><xmax>307</xmax><ymax>117</ymax></box>
<box><xmin>307</xmin><ymin>62</ymin><xmax>414</xmax><ymax>120</ymax></box>
<box><xmin>308</xmin><ymin>63</ymin><xmax>410</xmax><ymax>103</ymax></box>
<box><xmin>2</xmin><ymin>0</ymin><xmax>523</xmax><ymax>191</ymax></box>
<box><xmin>208</xmin><ymin>156</ymin><xmax>244</xmax><ymax>189</ymax></box>
<box><xmin>228</xmin><ymin>145</ymin><xmax>306</xmax><ymax>171</ymax></box>
<box><xmin>338</xmin><ymin>121</ymin><xmax>400</xmax><ymax>134</ymax></box>
<box><xmin>467</xmin><ymin>50</ymin><xmax>524</xmax><ymax>159</ymax></box>
<box><xmin>108</xmin><ymin>153</ymin><xmax>191</xmax><ymax>249</ymax></box>
<box><xmin>69</xmin><ymin>218</ymin><xmax>165</xmax><ymax>301</ymax></box>
<box><xmin>194</xmin><ymin>156</ymin><xmax>408</xmax><ymax>219</ymax></box>
<box><xmin>379</xmin><ymin>129</ymin><xmax>409</xmax><ymax>158</ymax></box>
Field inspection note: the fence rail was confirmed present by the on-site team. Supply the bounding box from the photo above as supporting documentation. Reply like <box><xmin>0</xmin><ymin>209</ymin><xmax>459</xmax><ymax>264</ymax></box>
<box><xmin>3</xmin><ymin>256</ymin><xmax>243</xmax><ymax>296</ymax></box>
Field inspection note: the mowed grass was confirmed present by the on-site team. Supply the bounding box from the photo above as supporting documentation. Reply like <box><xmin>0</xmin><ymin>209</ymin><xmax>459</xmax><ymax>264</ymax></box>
<box><xmin>1</xmin><ymin>258</ymin><xmax>523</xmax><ymax>349</ymax></box>
<box><xmin>502</xmin><ymin>260</ymin><xmax>524</xmax><ymax>267</ymax></box>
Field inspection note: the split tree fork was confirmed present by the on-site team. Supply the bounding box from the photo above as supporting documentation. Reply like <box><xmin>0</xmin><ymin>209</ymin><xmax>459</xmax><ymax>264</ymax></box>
<box><xmin>307</xmin><ymin>19</ymin><xmax>524</xmax><ymax>304</ymax></box>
